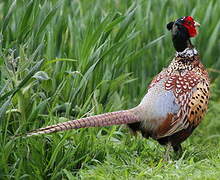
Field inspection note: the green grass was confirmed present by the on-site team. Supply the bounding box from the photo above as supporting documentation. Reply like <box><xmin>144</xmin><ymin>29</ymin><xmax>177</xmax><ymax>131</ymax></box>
<box><xmin>0</xmin><ymin>0</ymin><xmax>220</xmax><ymax>179</ymax></box>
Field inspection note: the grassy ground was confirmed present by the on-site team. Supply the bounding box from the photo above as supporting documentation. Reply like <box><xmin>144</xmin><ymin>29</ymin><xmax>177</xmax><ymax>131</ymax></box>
<box><xmin>0</xmin><ymin>0</ymin><xmax>220</xmax><ymax>179</ymax></box>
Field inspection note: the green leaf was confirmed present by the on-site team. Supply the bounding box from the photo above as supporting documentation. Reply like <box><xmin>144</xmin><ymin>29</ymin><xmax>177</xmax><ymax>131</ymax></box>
<box><xmin>27</xmin><ymin>98</ymin><xmax>50</xmax><ymax>122</ymax></box>
<box><xmin>17</xmin><ymin>0</ymin><xmax>34</xmax><ymax>41</ymax></box>
<box><xmin>35</xmin><ymin>2</ymin><xmax>61</xmax><ymax>38</ymax></box>
<box><xmin>0</xmin><ymin>59</ymin><xmax>44</xmax><ymax>102</ymax></box>
<box><xmin>0</xmin><ymin>96</ymin><xmax>11</xmax><ymax>122</ymax></box>
<box><xmin>45</xmin><ymin>58</ymin><xmax>77</xmax><ymax>65</ymax></box>
<box><xmin>1</xmin><ymin>0</ymin><xmax>17</xmax><ymax>32</ymax></box>
<box><xmin>33</xmin><ymin>71</ymin><xmax>50</xmax><ymax>81</ymax></box>
<box><xmin>13</xmin><ymin>59</ymin><xmax>45</xmax><ymax>95</ymax></box>
<box><xmin>63</xmin><ymin>169</ymin><xmax>75</xmax><ymax>179</ymax></box>
<box><xmin>114</xmin><ymin>6</ymin><xmax>136</xmax><ymax>42</ymax></box>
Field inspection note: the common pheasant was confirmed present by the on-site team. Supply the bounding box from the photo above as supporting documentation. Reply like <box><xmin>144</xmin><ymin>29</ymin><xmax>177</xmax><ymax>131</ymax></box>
<box><xmin>22</xmin><ymin>16</ymin><xmax>210</xmax><ymax>153</ymax></box>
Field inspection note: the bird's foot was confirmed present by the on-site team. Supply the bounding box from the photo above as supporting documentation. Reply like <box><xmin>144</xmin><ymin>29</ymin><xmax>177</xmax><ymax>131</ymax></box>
<box><xmin>173</xmin><ymin>144</ymin><xmax>183</xmax><ymax>159</ymax></box>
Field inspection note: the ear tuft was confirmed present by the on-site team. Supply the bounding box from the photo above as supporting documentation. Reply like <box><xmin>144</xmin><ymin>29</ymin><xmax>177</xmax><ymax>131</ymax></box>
<box><xmin>167</xmin><ymin>21</ymin><xmax>174</xmax><ymax>31</ymax></box>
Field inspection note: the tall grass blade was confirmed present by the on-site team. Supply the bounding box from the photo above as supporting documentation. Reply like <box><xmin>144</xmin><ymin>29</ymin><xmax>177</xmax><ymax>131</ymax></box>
<box><xmin>0</xmin><ymin>96</ymin><xmax>11</xmax><ymax>122</ymax></box>
<box><xmin>35</xmin><ymin>2</ymin><xmax>61</xmax><ymax>38</ymax></box>
<box><xmin>1</xmin><ymin>0</ymin><xmax>17</xmax><ymax>32</ymax></box>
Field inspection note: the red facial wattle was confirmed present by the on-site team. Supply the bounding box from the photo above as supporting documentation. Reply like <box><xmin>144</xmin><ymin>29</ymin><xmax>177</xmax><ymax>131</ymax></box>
<box><xmin>182</xmin><ymin>16</ymin><xmax>197</xmax><ymax>37</ymax></box>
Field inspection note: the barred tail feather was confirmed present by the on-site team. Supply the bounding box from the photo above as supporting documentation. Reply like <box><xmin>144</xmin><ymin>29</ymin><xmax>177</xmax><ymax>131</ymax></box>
<box><xmin>25</xmin><ymin>109</ymin><xmax>141</xmax><ymax>137</ymax></box>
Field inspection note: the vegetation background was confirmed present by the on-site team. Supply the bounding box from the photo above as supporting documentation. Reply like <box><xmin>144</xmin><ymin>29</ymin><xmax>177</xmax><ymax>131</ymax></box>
<box><xmin>0</xmin><ymin>0</ymin><xmax>220</xmax><ymax>179</ymax></box>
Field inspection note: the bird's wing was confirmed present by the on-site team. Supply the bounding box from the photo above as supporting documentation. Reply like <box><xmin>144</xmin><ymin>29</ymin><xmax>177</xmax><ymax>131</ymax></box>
<box><xmin>156</xmin><ymin>71</ymin><xmax>210</xmax><ymax>138</ymax></box>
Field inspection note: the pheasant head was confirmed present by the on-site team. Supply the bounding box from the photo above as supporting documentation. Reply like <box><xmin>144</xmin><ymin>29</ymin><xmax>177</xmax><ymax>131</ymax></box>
<box><xmin>167</xmin><ymin>16</ymin><xmax>200</xmax><ymax>52</ymax></box>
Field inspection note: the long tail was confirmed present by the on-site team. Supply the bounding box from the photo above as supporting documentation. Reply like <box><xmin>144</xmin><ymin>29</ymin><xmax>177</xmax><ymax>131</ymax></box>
<box><xmin>22</xmin><ymin>108</ymin><xmax>141</xmax><ymax>137</ymax></box>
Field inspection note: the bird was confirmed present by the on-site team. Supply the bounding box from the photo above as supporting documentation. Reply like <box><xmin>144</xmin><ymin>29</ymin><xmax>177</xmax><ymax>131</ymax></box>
<box><xmin>21</xmin><ymin>16</ymin><xmax>210</xmax><ymax>157</ymax></box>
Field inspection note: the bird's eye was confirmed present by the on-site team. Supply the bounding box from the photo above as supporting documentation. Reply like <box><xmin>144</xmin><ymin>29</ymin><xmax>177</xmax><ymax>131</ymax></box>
<box><xmin>187</xmin><ymin>21</ymin><xmax>194</xmax><ymax>25</ymax></box>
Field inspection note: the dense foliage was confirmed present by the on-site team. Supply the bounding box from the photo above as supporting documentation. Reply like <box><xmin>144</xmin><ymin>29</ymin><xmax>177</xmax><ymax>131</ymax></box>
<box><xmin>0</xmin><ymin>0</ymin><xmax>220</xmax><ymax>179</ymax></box>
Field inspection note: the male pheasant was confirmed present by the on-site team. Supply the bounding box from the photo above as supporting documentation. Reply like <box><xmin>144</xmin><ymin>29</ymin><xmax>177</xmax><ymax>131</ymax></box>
<box><xmin>22</xmin><ymin>16</ymin><xmax>210</xmax><ymax>153</ymax></box>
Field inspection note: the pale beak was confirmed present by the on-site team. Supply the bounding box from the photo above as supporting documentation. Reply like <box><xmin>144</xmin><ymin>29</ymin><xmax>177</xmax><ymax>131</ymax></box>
<box><xmin>194</xmin><ymin>21</ymin><xmax>200</xmax><ymax>27</ymax></box>
<box><xmin>194</xmin><ymin>21</ymin><xmax>200</xmax><ymax>35</ymax></box>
